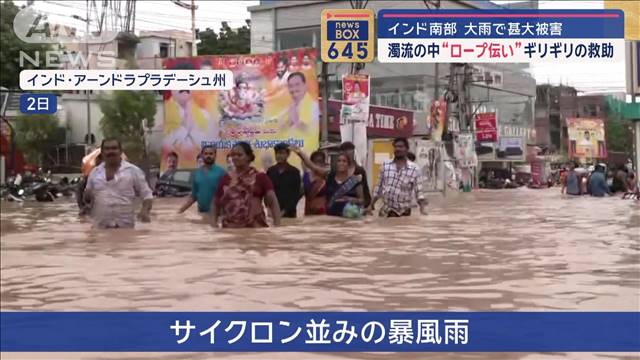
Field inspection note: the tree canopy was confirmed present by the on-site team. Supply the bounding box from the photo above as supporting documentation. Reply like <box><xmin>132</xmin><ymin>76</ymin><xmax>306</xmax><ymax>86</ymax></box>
<box><xmin>197</xmin><ymin>20</ymin><xmax>250</xmax><ymax>56</ymax></box>
<box><xmin>0</xmin><ymin>0</ymin><xmax>54</xmax><ymax>89</ymax></box>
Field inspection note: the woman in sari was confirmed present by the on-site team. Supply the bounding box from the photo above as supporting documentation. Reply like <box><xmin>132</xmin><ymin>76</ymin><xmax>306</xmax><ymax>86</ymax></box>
<box><xmin>213</xmin><ymin>142</ymin><xmax>281</xmax><ymax>228</ymax></box>
<box><xmin>293</xmin><ymin>148</ymin><xmax>364</xmax><ymax>217</ymax></box>
<box><xmin>302</xmin><ymin>151</ymin><xmax>329</xmax><ymax>215</ymax></box>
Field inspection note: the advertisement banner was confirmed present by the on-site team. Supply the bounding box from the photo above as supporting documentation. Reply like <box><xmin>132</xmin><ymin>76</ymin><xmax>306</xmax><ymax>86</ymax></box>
<box><xmin>496</xmin><ymin>137</ymin><xmax>525</xmax><ymax>161</ymax></box>
<box><xmin>328</xmin><ymin>100</ymin><xmax>413</xmax><ymax>138</ymax></box>
<box><xmin>455</xmin><ymin>133</ymin><xmax>477</xmax><ymax>168</ymax></box>
<box><xmin>566</xmin><ymin>118</ymin><xmax>607</xmax><ymax>161</ymax></box>
<box><xmin>414</xmin><ymin>139</ymin><xmax>444</xmax><ymax>192</ymax></box>
<box><xmin>162</xmin><ymin>48</ymin><xmax>320</xmax><ymax>171</ymax></box>
<box><xmin>475</xmin><ymin>112</ymin><xmax>498</xmax><ymax>142</ymax></box>
<box><xmin>341</xmin><ymin>74</ymin><xmax>370</xmax><ymax>166</ymax></box>
<box><xmin>428</xmin><ymin>99</ymin><xmax>447</xmax><ymax>141</ymax></box>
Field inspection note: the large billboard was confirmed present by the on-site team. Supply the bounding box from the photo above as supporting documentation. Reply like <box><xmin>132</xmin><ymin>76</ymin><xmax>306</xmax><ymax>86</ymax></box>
<box><xmin>162</xmin><ymin>48</ymin><xmax>320</xmax><ymax>171</ymax></box>
<box><xmin>566</xmin><ymin>118</ymin><xmax>607</xmax><ymax>161</ymax></box>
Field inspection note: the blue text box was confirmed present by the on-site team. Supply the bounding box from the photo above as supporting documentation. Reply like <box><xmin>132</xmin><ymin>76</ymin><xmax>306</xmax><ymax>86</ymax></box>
<box><xmin>377</xmin><ymin>9</ymin><xmax>624</xmax><ymax>39</ymax></box>
<box><xmin>1</xmin><ymin>312</ymin><xmax>639</xmax><ymax>352</ymax></box>
<box><xmin>327</xmin><ymin>21</ymin><xmax>369</xmax><ymax>41</ymax></box>
<box><xmin>19</xmin><ymin>93</ymin><xmax>57</xmax><ymax>114</ymax></box>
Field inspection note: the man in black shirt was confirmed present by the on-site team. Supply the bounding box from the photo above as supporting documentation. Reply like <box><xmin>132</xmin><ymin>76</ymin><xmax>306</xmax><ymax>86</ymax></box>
<box><xmin>267</xmin><ymin>143</ymin><xmax>302</xmax><ymax>218</ymax></box>
<box><xmin>339</xmin><ymin>141</ymin><xmax>371</xmax><ymax>208</ymax></box>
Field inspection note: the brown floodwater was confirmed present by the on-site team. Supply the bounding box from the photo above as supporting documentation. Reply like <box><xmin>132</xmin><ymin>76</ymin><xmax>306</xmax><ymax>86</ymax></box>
<box><xmin>1</xmin><ymin>187</ymin><xmax>639</xmax><ymax>360</ymax></box>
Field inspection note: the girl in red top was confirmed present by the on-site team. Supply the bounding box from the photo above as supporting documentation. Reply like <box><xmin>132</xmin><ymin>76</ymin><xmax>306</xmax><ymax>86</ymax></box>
<box><xmin>213</xmin><ymin>142</ymin><xmax>281</xmax><ymax>228</ymax></box>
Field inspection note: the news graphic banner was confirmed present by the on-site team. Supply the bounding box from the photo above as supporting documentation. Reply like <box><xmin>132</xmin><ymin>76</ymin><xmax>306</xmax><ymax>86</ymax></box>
<box><xmin>19</xmin><ymin>93</ymin><xmax>57</xmax><ymax>114</ymax></box>
<box><xmin>377</xmin><ymin>9</ymin><xmax>625</xmax><ymax>63</ymax></box>
<box><xmin>162</xmin><ymin>49</ymin><xmax>319</xmax><ymax>170</ymax></box>
<box><xmin>20</xmin><ymin>70</ymin><xmax>233</xmax><ymax>90</ymax></box>
<box><xmin>1</xmin><ymin>312</ymin><xmax>638</xmax><ymax>352</ymax></box>
<box><xmin>321</xmin><ymin>9</ymin><xmax>375</xmax><ymax>63</ymax></box>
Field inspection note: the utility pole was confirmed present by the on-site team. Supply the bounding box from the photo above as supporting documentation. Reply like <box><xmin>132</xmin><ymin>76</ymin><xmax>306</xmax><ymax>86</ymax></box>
<box><xmin>191</xmin><ymin>0</ymin><xmax>197</xmax><ymax>56</ymax></box>
<box><xmin>321</xmin><ymin>62</ymin><xmax>329</xmax><ymax>145</ymax></box>
<box><xmin>171</xmin><ymin>0</ymin><xmax>198</xmax><ymax>56</ymax></box>
<box><xmin>85</xmin><ymin>0</ymin><xmax>92</xmax><ymax>147</ymax></box>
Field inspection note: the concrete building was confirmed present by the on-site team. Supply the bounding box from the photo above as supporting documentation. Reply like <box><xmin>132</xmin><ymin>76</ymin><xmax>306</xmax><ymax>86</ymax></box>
<box><xmin>249</xmin><ymin>1</ymin><xmax>536</xmax><ymax>132</ymax></box>
<box><xmin>136</xmin><ymin>30</ymin><xmax>195</xmax><ymax>70</ymax></box>
<box><xmin>534</xmin><ymin>84</ymin><xmax>578</xmax><ymax>153</ymax></box>
<box><xmin>249</xmin><ymin>0</ymin><xmax>537</xmax><ymax>179</ymax></box>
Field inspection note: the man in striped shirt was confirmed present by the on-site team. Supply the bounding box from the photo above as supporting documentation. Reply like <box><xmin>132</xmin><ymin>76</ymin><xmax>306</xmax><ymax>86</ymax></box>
<box><xmin>368</xmin><ymin>138</ymin><xmax>428</xmax><ymax>217</ymax></box>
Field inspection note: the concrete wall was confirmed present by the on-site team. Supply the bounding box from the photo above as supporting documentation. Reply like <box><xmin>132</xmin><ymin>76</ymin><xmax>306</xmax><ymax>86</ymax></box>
<box><xmin>250</xmin><ymin>10</ymin><xmax>275</xmax><ymax>54</ymax></box>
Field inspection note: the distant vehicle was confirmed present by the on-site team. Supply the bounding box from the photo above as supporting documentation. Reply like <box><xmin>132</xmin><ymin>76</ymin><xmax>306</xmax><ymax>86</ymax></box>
<box><xmin>154</xmin><ymin>169</ymin><xmax>196</xmax><ymax>197</ymax></box>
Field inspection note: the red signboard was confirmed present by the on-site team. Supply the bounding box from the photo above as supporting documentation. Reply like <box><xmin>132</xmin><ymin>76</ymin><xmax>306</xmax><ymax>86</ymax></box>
<box><xmin>475</xmin><ymin>112</ymin><xmax>497</xmax><ymax>142</ymax></box>
<box><xmin>326</xmin><ymin>100</ymin><xmax>413</xmax><ymax>138</ymax></box>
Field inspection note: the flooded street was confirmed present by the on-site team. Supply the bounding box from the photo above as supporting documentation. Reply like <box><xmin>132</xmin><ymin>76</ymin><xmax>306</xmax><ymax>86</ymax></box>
<box><xmin>1</xmin><ymin>187</ymin><xmax>639</xmax><ymax>359</ymax></box>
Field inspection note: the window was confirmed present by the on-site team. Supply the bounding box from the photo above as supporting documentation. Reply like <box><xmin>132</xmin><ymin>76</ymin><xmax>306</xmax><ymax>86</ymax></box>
<box><xmin>277</xmin><ymin>27</ymin><xmax>320</xmax><ymax>50</ymax></box>
<box><xmin>378</xmin><ymin>93</ymin><xmax>399</xmax><ymax>108</ymax></box>
<box><xmin>159</xmin><ymin>42</ymin><xmax>169</xmax><ymax>58</ymax></box>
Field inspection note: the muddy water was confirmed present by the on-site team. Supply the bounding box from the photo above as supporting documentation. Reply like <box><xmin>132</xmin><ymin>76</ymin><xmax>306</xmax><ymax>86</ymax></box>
<box><xmin>1</xmin><ymin>188</ymin><xmax>639</xmax><ymax>359</ymax></box>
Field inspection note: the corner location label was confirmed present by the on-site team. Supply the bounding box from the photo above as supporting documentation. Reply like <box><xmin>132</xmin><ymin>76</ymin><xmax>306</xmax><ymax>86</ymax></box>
<box><xmin>321</xmin><ymin>9</ymin><xmax>374</xmax><ymax>63</ymax></box>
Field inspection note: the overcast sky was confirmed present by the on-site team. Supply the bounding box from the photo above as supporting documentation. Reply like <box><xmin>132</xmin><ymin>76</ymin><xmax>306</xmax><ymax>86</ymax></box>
<box><xmin>16</xmin><ymin>0</ymin><xmax>626</xmax><ymax>94</ymax></box>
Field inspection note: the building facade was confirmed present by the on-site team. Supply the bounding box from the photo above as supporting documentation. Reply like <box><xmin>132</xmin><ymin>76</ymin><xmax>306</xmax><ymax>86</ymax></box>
<box><xmin>249</xmin><ymin>0</ymin><xmax>536</xmax><ymax>136</ymax></box>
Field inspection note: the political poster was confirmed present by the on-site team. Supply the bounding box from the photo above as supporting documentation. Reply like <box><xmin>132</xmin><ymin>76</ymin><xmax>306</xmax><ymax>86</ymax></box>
<box><xmin>341</xmin><ymin>73</ymin><xmax>370</xmax><ymax>167</ymax></box>
<box><xmin>414</xmin><ymin>139</ymin><xmax>444</xmax><ymax>192</ymax></box>
<box><xmin>428</xmin><ymin>99</ymin><xmax>447</xmax><ymax>141</ymax></box>
<box><xmin>566</xmin><ymin>118</ymin><xmax>607</xmax><ymax>161</ymax></box>
<box><xmin>455</xmin><ymin>133</ymin><xmax>477</xmax><ymax>168</ymax></box>
<box><xmin>162</xmin><ymin>48</ymin><xmax>320</xmax><ymax>171</ymax></box>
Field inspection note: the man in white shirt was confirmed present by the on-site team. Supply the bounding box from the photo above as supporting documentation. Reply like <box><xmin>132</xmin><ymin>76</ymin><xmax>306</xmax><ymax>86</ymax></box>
<box><xmin>84</xmin><ymin>138</ymin><xmax>153</xmax><ymax>229</ymax></box>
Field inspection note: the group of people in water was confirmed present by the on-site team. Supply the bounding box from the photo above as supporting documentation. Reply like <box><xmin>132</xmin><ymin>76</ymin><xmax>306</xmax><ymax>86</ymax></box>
<box><xmin>561</xmin><ymin>161</ymin><xmax>638</xmax><ymax>198</ymax></box>
<box><xmin>82</xmin><ymin>137</ymin><xmax>428</xmax><ymax>229</ymax></box>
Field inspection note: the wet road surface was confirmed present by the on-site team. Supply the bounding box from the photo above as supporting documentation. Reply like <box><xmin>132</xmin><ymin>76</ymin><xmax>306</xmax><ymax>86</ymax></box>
<box><xmin>1</xmin><ymin>187</ymin><xmax>639</xmax><ymax>359</ymax></box>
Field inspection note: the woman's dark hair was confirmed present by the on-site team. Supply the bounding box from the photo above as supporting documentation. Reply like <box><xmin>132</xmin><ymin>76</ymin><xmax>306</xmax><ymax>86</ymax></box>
<box><xmin>310</xmin><ymin>150</ymin><xmax>326</xmax><ymax>163</ymax></box>
<box><xmin>233</xmin><ymin>141</ymin><xmax>255</xmax><ymax>162</ymax></box>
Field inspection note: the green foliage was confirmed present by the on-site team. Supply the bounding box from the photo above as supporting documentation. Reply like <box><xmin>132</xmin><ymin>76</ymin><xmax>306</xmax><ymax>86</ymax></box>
<box><xmin>604</xmin><ymin>102</ymin><xmax>633</xmax><ymax>156</ymax></box>
<box><xmin>197</xmin><ymin>21</ymin><xmax>250</xmax><ymax>55</ymax></box>
<box><xmin>0</xmin><ymin>1</ymin><xmax>54</xmax><ymax>89</ymax></box>
<box><xmin>99</xmin><ymin>89</ymin><xmax>156</xmax><ymax>168</ymax></box>
<box><xmin>14</xmin><ymin>114</ymin><xmax>65</xmax><ymax>165</ymax></box>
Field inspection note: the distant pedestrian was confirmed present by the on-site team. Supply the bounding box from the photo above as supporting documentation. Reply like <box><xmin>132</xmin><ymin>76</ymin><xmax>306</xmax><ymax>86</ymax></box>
<box><xmin>178</xmin><ymin>145</ymin><xmax>226</xmax><ymax>215</ymax></box>
<box><xmin>561</xmin><ymin>162</ymin><xmax>581</xmax><ymax>196</ymax></box>
<box><xmin>301</xmin><ymin>150</ymin><xmax>328</xmax><ymax>215</ymax></box>
<box><xmin>339</xmin><ymin>141</ymin><xmax>372</xmax><ymax>208</ymax></box>
<box><xmin>267</xmin><ymin>143</ymin><xmax>302</xmax><ymax>218</ymax></box>
<box><xmin>367</xmin><ymin>138</ymin><xmax>427</xmax><ymax>217</ymax></box>
<box><xmin>589</xmin><ymin>165</ymin><xmax>610</xmax><ymax>197</ymax></box>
